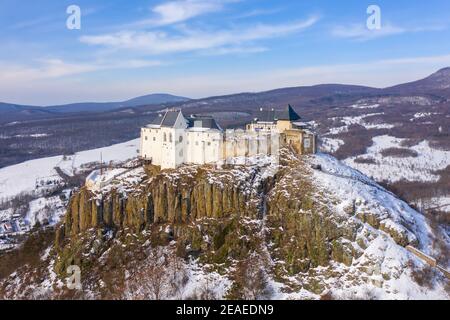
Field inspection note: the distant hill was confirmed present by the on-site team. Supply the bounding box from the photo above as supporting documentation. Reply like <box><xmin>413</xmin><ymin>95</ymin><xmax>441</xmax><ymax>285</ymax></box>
<box><xmin>166</xmin><ymin>84</ymin><xmax>380</xmax><ymax>116</ymax></box>
<box><xmin>385</xmin><ymin>67</ymin><xmax>450</xmax><ymax>98</ymax></box>
<box><xmin>2</xmin><ymin>68</ymin><xmax>450</xmax><ymax>124</ymax></box>
<box><xmin>0</xmin><ymin>93</ymin><xmax>190</xmax><ymax>123</ymax></box>
<box><xmin>45</xmin><ymin>93</ymin><xmax>190</xmax><ymax>113</ymax></box>
<box><xmin>0</xmin><ymin>102</ymin><xmax>55</xmax><ymax>123</ymax></box>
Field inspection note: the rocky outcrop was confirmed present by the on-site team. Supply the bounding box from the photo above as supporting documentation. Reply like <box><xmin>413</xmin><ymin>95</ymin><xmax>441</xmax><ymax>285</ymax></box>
<box><xmin>56</xmin><ymin>154</ymin><xmax>361</xmax><ymax>279</ymax></box>
<box><xmin>61</xmin><ymin>164</ymin><xmax>268</xmax><ymax>240</ymax></box>
<box><xmin>55</xmin><ymin>151</ymin><xmax>423</xmax><ymax>281</ymax></box>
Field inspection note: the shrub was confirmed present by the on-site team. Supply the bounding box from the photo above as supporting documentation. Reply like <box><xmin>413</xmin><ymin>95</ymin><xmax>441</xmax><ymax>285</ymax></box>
<box><xmin>354</xmin><ymin>157</ymin><xmax>377</xmax><ymax>164</ymax></box>
<box><xmin>380</xmin><ymin>148</ymin><xmax>418</xmax><ymax>158</ymax></box>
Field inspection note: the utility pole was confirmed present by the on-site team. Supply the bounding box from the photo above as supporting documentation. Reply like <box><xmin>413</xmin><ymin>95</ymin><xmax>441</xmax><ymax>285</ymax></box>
<box><xmin>100</xmin><ymin>152</ymin><xmax>103</xmax><ymax>175</ymax></box>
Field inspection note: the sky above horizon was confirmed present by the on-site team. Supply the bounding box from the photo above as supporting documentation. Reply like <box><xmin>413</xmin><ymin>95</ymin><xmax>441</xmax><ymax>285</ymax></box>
<box><xmin>1</xmin><ymin>0</ymin><xmax>450</xmax><ymax>105</ymax></box>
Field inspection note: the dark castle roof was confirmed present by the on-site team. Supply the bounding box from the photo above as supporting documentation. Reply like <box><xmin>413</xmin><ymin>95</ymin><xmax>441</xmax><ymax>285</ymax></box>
<box><xmin>255</xmin><ymin>105</ymin><xmax>301</xmax><ymax>122</ymax></box>
<box><xmin>187</xmin><ymin>115</ymin><xmax>222</xmax><ymax>130</ymax></box>
<box><xmin>257</xmin><ymin>109</ymin><xmax>278</xmax><ymax>122</ymax></box>
<box><xmin>148</xmin><ymin>110</ymin><xmax>221</xmax><ymax>130</ymax></box>
<box><xmin>277</xmin><ymin>105</ymin><xmax>301</xmax><ymax>121</ymax></box>
<box><xmin>150</xmin><ymin>110</ymin><xmax>183</xmax><ymax>127</ymax></box>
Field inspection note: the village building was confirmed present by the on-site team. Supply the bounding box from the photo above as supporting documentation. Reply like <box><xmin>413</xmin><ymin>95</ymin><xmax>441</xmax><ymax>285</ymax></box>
<box><xmin>140</xmin><ymin>105</ymin><xmax>316</xmax><ymax>169</ymax></box>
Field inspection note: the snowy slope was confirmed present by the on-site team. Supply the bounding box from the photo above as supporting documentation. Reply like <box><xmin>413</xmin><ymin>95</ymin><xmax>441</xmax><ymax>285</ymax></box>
<box><xmin>304</xmin><ymin>154</ymin><xmax>449</xmax><ymax>299</ymax></box>
<box><xmin>312</xmin><ymin>153</ymin><xmax>435</xmax><ymax>253</ymax></box>
<box><xmin>0</xmin><ymin>139</ymin><xmax>139</xmax><ymax>200</ymax></box>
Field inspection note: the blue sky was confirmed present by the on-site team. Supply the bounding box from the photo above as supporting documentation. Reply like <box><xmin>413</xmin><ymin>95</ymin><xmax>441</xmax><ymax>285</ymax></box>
<box><xmin>1</xmin><ymin>0</ymin><xmax>450</xmax><ymax>105</ymax></box>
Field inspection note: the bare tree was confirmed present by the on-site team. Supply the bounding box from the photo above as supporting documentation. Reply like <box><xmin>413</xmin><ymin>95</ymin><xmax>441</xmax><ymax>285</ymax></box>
<box><xmin>229</xmin><ymin>253</ymin><xmax>271</xmax><ymax>300</ymax></box>
<box><xmin>125</xmin><ymin>247</ymin><xmax>189</xmax><ymax>300</ymax></box>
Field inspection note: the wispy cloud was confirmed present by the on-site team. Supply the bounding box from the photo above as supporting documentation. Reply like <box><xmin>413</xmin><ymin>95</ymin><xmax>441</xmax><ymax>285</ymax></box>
<box><xmin>235</xmin><ymin>7</ymin><xmax>284</xmax><ymax>19</ymax></box>
<box><xmin>80</xmin><ymin>16</ymin><xmax>319</xmax><ymax>55</ymax></box>
<box><xmin>332</xmin><ymin>23</ymin><xmax>406</xmax><ymax>41</ymax></box>
<box><xmin>332</xmin><ymin>23</ymin><xmax>446</xmax><ymax>41</ymax></box>
<box><xmin>0</xmin><ymin>58</ymin><xmax>162</xmax><ymax>82</ymax></box>
<box><xmin>199</xmin><ymin>46</ymin><xmax>268</xmax><ymax>56</ymax></box>
<box><xmin>133</xmin><ymin>0</ymin><xmax>231</xmax><ymax>27</ymax></box>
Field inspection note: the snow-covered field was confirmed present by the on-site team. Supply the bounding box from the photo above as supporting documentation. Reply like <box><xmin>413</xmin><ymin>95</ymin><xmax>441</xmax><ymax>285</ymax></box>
<box><xmin>0</xmin><ymin>139</ymin><xmax>139</xmax><ymax>200</ymax></box>
<box><xmin>344</xmin><ymin>135</ymin><xmax>450</xmax><ymax>183</ymax></box>
<box><xmin>0</xmin><ymin>139</ymin><xmax>140</xmax><ymax>234</ymax></box>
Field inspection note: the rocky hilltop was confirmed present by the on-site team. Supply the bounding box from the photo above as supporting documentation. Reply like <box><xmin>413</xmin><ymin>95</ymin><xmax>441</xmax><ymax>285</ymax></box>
<box><xmin>1</xmin><ymin>150</ymin><xmax>448</xmax><ymax>300</ymax></box>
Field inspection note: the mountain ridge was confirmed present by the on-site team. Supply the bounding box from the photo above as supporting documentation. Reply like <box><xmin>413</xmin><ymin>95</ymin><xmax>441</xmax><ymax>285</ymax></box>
<box><xmin>0</xmin><ymin>93</ymin><xmax>190</xmax><ymax>118</ymax></box>
<box><xmin>1</xmin><ymin>67</ymin><xmax>449</xmax><ymax>123</ymax></box>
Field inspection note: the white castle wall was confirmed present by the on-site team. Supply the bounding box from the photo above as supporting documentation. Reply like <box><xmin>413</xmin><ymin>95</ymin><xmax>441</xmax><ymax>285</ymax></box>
<box><xmin>141</xmin><ymin>127</ymin><xmax>283</xmax><ymax>169</ymax></box>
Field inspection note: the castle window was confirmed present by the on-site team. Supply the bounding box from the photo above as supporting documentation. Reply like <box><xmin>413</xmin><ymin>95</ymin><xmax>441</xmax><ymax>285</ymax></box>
<box><xmin>163</xmin><ymin>133</ymin><xmax>167</xmax><ymax>142</ymax></box>
<box><xmin>169</xmin><ymin>133</ymin><xmax>173</xmax><ymax>142</ymax></box>
<box><xmin>207</xmin><ymin>142</ymin><xmax>211</xmax><ymax>146</ymax></box>
<box><xmin>304</xmin><ymin>138</ymin><xmax>311</xmax><ymax>149</ymax></box>
<box><xmin>153</xmin><ymin>137</ymin><xmax>156</xmax><ymax>141</ymax></box>
<box><xmin>145</xmin><ymin>136</ymin><xmax>148</xmax><ymax>141</ymax></box>
<box><xmin>179</xmin><ymin>136</ymin><xmax>183</xmax><ymax>143</ymax></box>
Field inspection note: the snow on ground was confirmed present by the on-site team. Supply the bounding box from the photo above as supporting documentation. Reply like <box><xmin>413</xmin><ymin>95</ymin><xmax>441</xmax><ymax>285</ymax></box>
<box><xmin>410</xmin><ymin>112</ymin><xmax>439</xmax><ymax>121</ymax></box>
<box><xmin>0</xmin><ymin>208</ymin><xmax>13</xmax><ymax>221</ymax></box>
<box><xmin>181</xmin><ymin>260</ymin><xmax>232</xmax><ymax>300</ymax></box>
<box><xmin>91</xmin><ymin>167</ymin><xmax>146</xmax><ymax>195</ymax></box>
<box><xmin>311</xmin><ymin>153</ymin><xmax>435</xmax><ymax>253</ymax></box>
<box><xmin>325</xmin><ymin>113</ymin><xmax>396</xmax><ymax>141</ymax></box>
<box><xmin>305</xmin><ymin>154</ymin><xmax>449</xmax><ymax>299</ymax></box>
<box><xmin>25</xmin><ymin>191</ymin><xmax>71</xmax><ymax>227</ymax></box>
<box><xmin>326</xmin><ymin>236</ymin><xmax>449</xmax><ymax>300</ymax></box>
<box><xmin>430</xmin><ymin>196</ymin><xmax>450</xmax><ymax>212</ymax></box>
<box><xmin>320</xmin><ymin>137</ymin><xmax>345</xmax><ymax>153</ymax></box>
<box><xmin>350</xmin><ymin>103</ymin><xmax>380</xmax><ymax>110</ymax></box>
<box><xmin>344</xmin><ymin>135</ymin><xmax>450</xmax><ymax>183</ymax></box>
<box><xmin>272</xmin><ymin>233</ymin><xmax>449</xmax><ymax>300</ymax></box>
<box><xmin>413</xmin><ymin>196</ymin><xmax>450</xmax><ymax>213</ymax></box>
<box><xmin>0</xmin><ymin>139</ymin><xmax>139</xmax><ymax>200</ymax></box>
<box><xmin>343</xmin><ymin>113</ymin><xmax>384</xmax><ymax>123</ymax></box>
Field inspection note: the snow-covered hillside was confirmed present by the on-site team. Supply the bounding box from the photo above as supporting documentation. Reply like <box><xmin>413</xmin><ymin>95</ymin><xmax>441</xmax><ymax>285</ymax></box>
<box><xmin>0</xmin><ymin>139</ymin><xmax>140</xmax><ymax>241</ymax></box>
<box><xmin>344</xmin><ymin>135</ymin><xmax>450</xmax><ymax>183</ymax></box>
<box><xmin>3</xmin><ymin>150</ymin><xmax>448</xmax><ymax>300</ymax></box>
<box><xmin>318</xmin><ymin>102</ymin><xmax>449</xmax><ymax>216</ymax></box>
<box><xmin>0</xmin><ymin>139</ymin><xmax>139</xmax><ymax>200</ymax></box>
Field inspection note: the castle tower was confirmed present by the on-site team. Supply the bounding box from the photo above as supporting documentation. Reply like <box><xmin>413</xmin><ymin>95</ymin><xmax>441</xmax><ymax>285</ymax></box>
<box><xmin>276</xmin><ymin>104</ymin><xmax>301</xmax><ymax>132</ymax></box>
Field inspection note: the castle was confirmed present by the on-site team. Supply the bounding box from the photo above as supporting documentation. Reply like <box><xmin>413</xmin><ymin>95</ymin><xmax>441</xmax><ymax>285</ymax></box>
<box><xmin>140</xmin><ymin>105</ymin><xmax>316</xmax><ymax>169</ymax></box>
